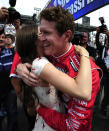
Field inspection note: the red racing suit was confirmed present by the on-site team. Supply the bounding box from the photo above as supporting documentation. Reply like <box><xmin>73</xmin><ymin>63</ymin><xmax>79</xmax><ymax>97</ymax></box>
<box><xmin>37</xmin><ymin>45</ymin><xmax>102</xmax><ymax>131</ymax></box>
<box><xmin>10</xmin><ymin>52</ymin><xmax>21</xmax><ymax>77</ymax></box>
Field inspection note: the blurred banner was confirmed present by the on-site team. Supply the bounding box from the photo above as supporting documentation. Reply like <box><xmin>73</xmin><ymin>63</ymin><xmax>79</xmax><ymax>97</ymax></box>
<box><xmin>46</xmin><ymin>0</ymin><xmax>109</xmax><ymax>20</ymax></box>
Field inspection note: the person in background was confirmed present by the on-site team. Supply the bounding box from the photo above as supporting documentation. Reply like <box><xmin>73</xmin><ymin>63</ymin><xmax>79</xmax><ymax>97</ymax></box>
<box><xmin>14</xmin><ymin>6</ymin><xmax>101</xmax><ymax>131</ymax></box>
<box><xmin>9</xmin><ymin>17</ymin><xmax>36</xmax><ymax>131</ymax></box>
<box><xmin>80</xmin><ymin>32</ymin><xmax>97</xmax><ymax>62</ymax></box>
<box><xmin>5</xmin><ymin>33</ymin><xmax>15</xmax><ymax>48</ymax></box>
<box><xmin>95</xmin><ymin>26</ymin><xmax>109</xmax><ymax>118</ymax></box>
<box><xmin>79</xmin><ymin>32</ymin><xmax>102</xmax><ymax>114</ymax></box>
<box><xmin>0</xmin><ymin>26</ymin><xmax>17</xmax><ymax>131</ymax></box>
<box><xmin>12</xmin><ymin>12</ymin><xmax>21</xmax><ymax>31</ymax></box>
<box><xmin>0</xmin><ymin>6</ymin><xmax>36</xmax><ymax>131</ymax></box>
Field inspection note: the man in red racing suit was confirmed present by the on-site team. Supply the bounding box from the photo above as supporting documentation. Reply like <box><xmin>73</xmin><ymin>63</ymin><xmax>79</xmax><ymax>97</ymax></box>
<box><xmin>10</xmin><ymin>45</ymin><xmax>101</xmax><ymax>131</ymax></box>
<box><xmin>36</xmin><ymin>45</ymin><xmax>102</xmax><ymax>131</ymax></box>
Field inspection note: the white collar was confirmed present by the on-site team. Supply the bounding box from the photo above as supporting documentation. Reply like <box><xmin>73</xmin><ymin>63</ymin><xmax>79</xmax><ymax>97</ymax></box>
<box><xmin>53</xmin><ymin>42</ymin><xmax>72</xmax><ymax>58</ymax></box>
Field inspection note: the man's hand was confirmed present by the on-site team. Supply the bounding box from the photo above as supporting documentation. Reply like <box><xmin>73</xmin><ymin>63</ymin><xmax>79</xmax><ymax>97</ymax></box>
<box><xmin>0</xmin><ymin>7</ymin><xmax>8</xmax><ymax>20</ymax></box>
<box><xmin>16</xmin><ymin>63</ymin><xmax>38</xmax><ymax>87</ymax></box>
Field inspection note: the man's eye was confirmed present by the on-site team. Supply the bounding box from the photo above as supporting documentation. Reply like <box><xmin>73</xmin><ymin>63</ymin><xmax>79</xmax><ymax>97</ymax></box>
<box><xmin>44</xmin><ymin>32</ymin><xmax>49</xmax><ymax>34</ymax></box>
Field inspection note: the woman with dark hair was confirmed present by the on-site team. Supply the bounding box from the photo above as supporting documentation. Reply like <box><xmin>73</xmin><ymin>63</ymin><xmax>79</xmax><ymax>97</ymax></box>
<box><xmin>16</xmin><ymin>24</ymin><xmax>65</xmax><ymax>131</ymax></box>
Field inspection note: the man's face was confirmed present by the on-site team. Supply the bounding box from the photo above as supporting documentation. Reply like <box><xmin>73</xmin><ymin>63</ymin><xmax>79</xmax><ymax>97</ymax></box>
<box><xmin>0</xmin><ymin>33</ymin><xmax>5</xmax><ymax>47</ymax></box>
<box><xmin>12</xmin><ymin>19</ymin><xmax>20</xmax><ymax>30</ymax></box>
<box><xmin>40</xmin><ymin>19</ymin><xmax>68</xmax><ymax>57</ymax></box>
<box><xmin>80</xmin><ymin>32</ymin><xmax>88</xmax><ymax>44</ymax></box>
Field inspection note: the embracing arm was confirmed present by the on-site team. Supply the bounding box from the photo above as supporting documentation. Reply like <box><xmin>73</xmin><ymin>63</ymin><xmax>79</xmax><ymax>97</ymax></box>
<box><xmin>32</xmin><ymin>45</ymin><xmax>92</xmax><ymax>101</ymax></box>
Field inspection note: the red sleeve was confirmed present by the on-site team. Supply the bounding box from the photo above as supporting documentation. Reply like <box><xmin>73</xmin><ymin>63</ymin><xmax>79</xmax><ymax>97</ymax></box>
<box><xmin>10</xmin><ymin>52</ymin><xmax>22</xmax><ymax>77</ymax></box>
<box><xmin>38</xmin><ymin>107</ymin><xmax>69</xmax><ymax>131</ymax></box>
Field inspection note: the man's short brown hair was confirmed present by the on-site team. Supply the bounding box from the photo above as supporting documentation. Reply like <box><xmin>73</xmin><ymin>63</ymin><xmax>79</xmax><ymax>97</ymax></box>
<box><xmin>40</xmin><ymin>5</ymin><xmax>75</xmax><ymax>41</ymax></box>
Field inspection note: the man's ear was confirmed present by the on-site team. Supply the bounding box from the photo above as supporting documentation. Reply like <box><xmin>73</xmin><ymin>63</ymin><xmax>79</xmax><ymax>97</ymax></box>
<box><xmin>64</xmin><ymin>30</ymin><xmax>72</xmax><ymax>42</ymax></box>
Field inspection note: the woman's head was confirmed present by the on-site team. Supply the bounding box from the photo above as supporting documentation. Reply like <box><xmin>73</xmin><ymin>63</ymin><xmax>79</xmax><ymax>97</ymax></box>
<box><xmin>16</xmin><ymin>24</ymin><xmax>42</xmax><ymax>64</ymax></box>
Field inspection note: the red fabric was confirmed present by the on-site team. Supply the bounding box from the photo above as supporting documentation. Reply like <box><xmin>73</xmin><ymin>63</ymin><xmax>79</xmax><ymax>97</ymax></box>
<box><xmin>38</xmin><ymin>107</ymin><xmax>69</xmax><ymax>131</ymax></box>
<box><xmin>38</xmin><ymin>45</ymin><xmax>102</xmax><ymax>131</ymax></box>
<box><xmin>10</xmin><ymin>52</ymin><xmax>21</xmax><ymax>76</ymax></box>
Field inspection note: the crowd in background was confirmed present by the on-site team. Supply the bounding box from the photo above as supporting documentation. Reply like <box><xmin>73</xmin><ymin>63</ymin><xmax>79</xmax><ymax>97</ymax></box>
<box><xmin>79</xmin><ymin>29</ymin><xmax>109</xmax><ymax>118</ymax></box>
<box><xmin>0</xmin><ymin>6</ymin><xmax>36</xmax><ymax>131</ymax></box>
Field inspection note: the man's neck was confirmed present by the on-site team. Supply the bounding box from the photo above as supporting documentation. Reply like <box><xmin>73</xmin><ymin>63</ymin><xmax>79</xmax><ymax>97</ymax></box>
<box><xmin>54</xmin><ymin>42</ymin><xmax>72</xmax><ymax>58</ymax></box>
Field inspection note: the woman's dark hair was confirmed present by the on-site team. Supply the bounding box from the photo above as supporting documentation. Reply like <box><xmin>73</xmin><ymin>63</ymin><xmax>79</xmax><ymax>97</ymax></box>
<box><xmin>16</xmin><ymin>25</ymin><xmax>39</xmax><ymax>109</ymax></box>
<box><xmin>16</xmin><ymin>24</ymin><xmax>38</xmax><ymax>64</ymax></box>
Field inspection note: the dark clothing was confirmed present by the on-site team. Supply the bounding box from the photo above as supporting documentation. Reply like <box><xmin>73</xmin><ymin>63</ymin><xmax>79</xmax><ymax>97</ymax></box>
<box><xmin>86</xmin><ymin>45</ymin><xmax>97</xmax><ymax>59</ymax></box>
<box><xmin>101</xmin><ymin>72</ymin><xmax>109</xmax><ymax>109</ymax></box>
<box><xmin>0</xmin><ymin>90</ymin><xmax>17</xmax><ymax>131</ymax></box>
<box><xmin>23</xmin><ymin>105</ymin><xmax>36</xmax><ymax>131</ymax></box>
<box><xmin>96</xmin><ymin>32</ymin><xmax>104</xmax><ymax>58</ymax></box>
<box><xmin>0</xmin><ymin>48</ymin><xmax>14</xmax><ymax>72</ymax></box>
<box><xmin>0</xmin><ymin>47</ymin><xmax>15</xmax><ymax>93</ymax></box>
<box><xmin>0</xmin><ymin>47</ymin><xmax>17</xmax><ymax>131</ymax></box>
<box><xmin>95</xmin><ymin>32</ymin><xmax>109</xmax><ymax>116</ymax></box>
<box><xmin>0</xmin><ymin>47</ymin><xmax>15</xmax><ymax>103</ymax></box>
<box><xmin>100</xmin><ymin>47</ymin><xmax>109</xmax><ymax>113</ymax></box>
